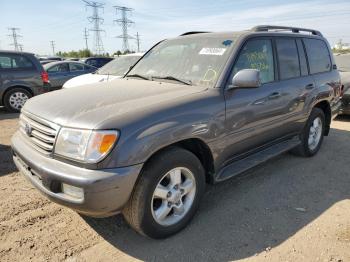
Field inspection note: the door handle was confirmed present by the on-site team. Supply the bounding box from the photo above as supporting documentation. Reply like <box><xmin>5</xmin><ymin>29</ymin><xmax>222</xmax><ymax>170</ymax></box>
<box><xmin>305</xmin><ymin>83</ymin><xmax>315</xmax><ymax>90</ymax></box>
<box><xmin>268</xmin><ymin>92</ymin><xmax>281</xmax><ymax>99</ymax></box>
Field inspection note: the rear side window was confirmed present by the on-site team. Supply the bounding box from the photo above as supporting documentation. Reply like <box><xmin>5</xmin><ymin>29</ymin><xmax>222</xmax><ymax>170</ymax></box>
<box><xmin>70</xmin><ymin>63</ymin><xmax>84</xmax><ymax>71</ymax></box>
<box><xmin>276</xmin><ymin>38</ymin><xmax>300</xmax><ymax>80</ymax></box>
<box><xmin>47</xmin><ymin>63</ymin><xmax>69</xmax><ymax>73</ymax></box>
<box><xmin>0</xmin><ymin>54</ymin><xmax>34</xmax><ymax>69</ymax></box>
<box><xmin>303</xmin><ymin>39</ymin><xmax>331</xmax><ymax>74</ymax></box>
<box><xmin>233</xmin><ymin>39</ymin><xmax>274</xmax><ymax>84</ymax></box>
<box><xmin>296</xmin><ymin>39</ymin><xmax>308</xmax><ymax>76</ymax></box>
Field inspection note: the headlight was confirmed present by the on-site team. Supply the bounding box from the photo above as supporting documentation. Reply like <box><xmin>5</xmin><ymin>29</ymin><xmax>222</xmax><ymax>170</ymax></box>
<box><xmin>55</xmin><ymin>128</ymin><xmax>119</xmax><ymax>163</ymax></box>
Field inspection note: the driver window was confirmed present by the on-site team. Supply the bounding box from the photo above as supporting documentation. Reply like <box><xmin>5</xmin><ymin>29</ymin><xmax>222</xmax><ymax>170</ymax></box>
<box><xmin>233</xmin><ymin>39</ymin><xmax>274</xmax><ymax>84</ymax></box>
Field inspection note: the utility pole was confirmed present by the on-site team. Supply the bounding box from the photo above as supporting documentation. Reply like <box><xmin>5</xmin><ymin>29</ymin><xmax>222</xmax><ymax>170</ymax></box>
<box><xmin>114</xmin><ymin>6</ymin><xmax>134</xmax><ymax>52</ymax></box>
<box><xmin>8</xmin><ymin>27</ymin><xmax>22</xmax><ymax>51</ymax></box>
<box><xmin>50</xmin><ymin>40</ymin><xmax>55</xmax><ymax>55</ymax></box>
<box><xmin>83</xmin><ymin>28</ymin><xmax>89</xmax><ymax>50</ymax></box>
<box><xmin>19</xmin><ymin>44</ymin><xmax>23</xmax><ymax>52</ymax></box>
<box><xmin>135</xmin><ymin>32</ymin><xmax>141</xmax><ymax>52</ymax></box>
<box><xmin>83</xmin><ymin>0</ymin><xmax>105</xmax><ymax>55</ymax></box>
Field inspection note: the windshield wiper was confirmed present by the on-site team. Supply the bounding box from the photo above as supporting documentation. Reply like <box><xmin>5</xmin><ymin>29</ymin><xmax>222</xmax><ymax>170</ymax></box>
<box><xmin>151</xmin><ymin>76</ymin><xmax>192</xmax><ymax>86</ymax></box>
<box><xmin>126</xmin><ymin>74</ymin><xmax>151</xmax><ymax>80</ymax></box>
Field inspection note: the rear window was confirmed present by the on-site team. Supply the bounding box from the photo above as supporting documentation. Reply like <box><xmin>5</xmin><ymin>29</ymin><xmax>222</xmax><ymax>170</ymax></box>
<box><xmin>303</xmin><ymin>39</ymin><xmax>331</xmax><ymax>74</ymax></box>
<box><xmin>276</xmin><ymin>38</ymin><xmax>300</xmax><ymax>80</ymax></box>
<box><xmin>0</xmin><ymin>54</ymin><xmax>35</xmax><ymax>70</ymax></box>
<box><xmin>70</xmin><ymin>63</ymin><xmax>84</xmax><ymax>71</ymax></box>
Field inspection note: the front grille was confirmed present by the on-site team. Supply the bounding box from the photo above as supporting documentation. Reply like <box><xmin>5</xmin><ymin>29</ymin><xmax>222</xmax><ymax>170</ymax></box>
<box><xmin>19</xmin><ymin>113</ymin><xmax>60</xmax><ymax>154</ymax></box>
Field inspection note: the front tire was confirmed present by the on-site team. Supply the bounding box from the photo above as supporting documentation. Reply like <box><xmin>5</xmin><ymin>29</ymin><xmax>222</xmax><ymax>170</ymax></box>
<box><xmin>4</xmin><ymin>88</ymin><xmax>32</xmax><ymax>113</ymax></box>
<box><xmin>292</xmin><ymin>108</ymin><xmax>325</xmax><ymax>157</ymax></box>
<box><xmin>123</xmin><ymin>147</ymin><xmax>205</xmax><ymax>239</ymax></box>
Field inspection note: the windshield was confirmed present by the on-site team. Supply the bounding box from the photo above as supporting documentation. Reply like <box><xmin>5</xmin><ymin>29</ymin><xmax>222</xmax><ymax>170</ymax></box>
<box><xmin>127</xmin><ymin>36</ymin><xmax>236</xmax><ymax>87</ymax></box>
<box><xmin>334</xmin><ymin>54</ymin><xmax>350</xmax><ymax>72</ymax></box>
<box><xmin>97</xmin><ymin>55</ymin><xmax>141</xmax><ymax>76</ymax></box>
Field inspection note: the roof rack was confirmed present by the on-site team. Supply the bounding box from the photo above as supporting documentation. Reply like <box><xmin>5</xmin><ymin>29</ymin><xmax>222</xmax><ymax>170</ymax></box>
<box><xmin>252</xmin><ymin>25</ymin><xmax>323</xmax><ymax>37</ymax></box>
<box><xmin>180</xmin><ymin>31</ymin><xmax>211</xmax><ymax>36</ymax></box>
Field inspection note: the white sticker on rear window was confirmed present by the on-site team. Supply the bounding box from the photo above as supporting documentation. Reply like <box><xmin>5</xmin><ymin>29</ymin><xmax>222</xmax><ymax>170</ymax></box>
<box><xmin>199</xmin><ymin>48</ymin><xmax>226</xmax><ymax>56</ymax></box>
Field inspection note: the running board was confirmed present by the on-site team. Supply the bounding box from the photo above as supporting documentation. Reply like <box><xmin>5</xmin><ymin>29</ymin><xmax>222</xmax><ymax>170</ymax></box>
<box><xmin>214</xmin><ymin>137</ymin><xmax>301</xmax><ymax>183</ymax></box>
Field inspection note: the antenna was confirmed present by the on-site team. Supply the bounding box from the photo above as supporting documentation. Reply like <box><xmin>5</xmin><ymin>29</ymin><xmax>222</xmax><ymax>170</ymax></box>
<box><xmin>83</xmin><ymin>0</ymin><xmax>105</xmax><ymax>55</ymax></box>
<box><xmin>114</xmin><ymin>6</ymin><xmax>134</xmax><ymax>52</ymax></box>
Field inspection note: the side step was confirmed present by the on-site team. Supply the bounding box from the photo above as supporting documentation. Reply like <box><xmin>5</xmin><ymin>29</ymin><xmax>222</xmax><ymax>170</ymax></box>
<box><xmin>214</xmin><ymin>137</ymin><xmax>301</xmax><ymax>183</ymax></box>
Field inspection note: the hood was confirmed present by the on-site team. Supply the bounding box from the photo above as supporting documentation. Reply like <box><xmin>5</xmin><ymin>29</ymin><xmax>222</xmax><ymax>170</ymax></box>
<box><xmin>63</xmin><ymin>73</ymin><xmax>121</xmax><ymax>88</ymax></box>
<box><xmin>23</xmin><ymin>79</ymin><xmax>207</xmax><ymax>129</ymax></box>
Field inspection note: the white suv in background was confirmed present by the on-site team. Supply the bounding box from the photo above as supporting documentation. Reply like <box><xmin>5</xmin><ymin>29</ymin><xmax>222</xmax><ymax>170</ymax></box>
<box><xmin>63</xmin><ymin>53</ymin><xmax>144</xmax><ymax>88</ymax></box>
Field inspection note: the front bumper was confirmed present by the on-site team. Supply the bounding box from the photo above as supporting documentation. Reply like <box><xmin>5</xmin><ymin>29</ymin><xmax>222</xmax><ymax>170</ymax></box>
<box><xmin>11</xmin><ymin>131</ymin><xmax>143</xmax><ymax>217</ymax></box>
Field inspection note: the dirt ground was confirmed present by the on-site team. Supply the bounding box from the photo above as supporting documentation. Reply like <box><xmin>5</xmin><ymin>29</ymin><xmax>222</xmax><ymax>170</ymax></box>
<box><xmin>0</xmin><ymin>106</ymin><xmax>349</xmax><ymax>262</ymax></box>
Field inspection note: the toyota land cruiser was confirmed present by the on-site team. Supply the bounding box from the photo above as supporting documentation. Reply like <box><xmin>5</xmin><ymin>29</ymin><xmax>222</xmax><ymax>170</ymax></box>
<box><xmin>11</xmin><ymin>26</ymin><xmax>342</xmax><ymax>238</ymax></box>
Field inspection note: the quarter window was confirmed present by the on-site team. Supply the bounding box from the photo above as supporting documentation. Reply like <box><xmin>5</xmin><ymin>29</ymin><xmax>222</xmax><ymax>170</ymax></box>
<box><xmin>276</xmin><ymin>38</ymin><xmax>300</xmax><ymax>80</ymax></box>
<box><xmin>233</xmin><ymin>39</ymin><xmax>274</xmax><ymax>84</ymax></box>
<box><xmin>303</xmin><ymin>39</ymin><xmax>331</xmax><ymax>74</ymax></box>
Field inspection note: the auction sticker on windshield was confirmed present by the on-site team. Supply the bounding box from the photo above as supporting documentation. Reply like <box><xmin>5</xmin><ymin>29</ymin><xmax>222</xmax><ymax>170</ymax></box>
<box><xmin>199</xmin><ymin>48</ymin><xmax>226</xmax><ymax>56</ymax></box>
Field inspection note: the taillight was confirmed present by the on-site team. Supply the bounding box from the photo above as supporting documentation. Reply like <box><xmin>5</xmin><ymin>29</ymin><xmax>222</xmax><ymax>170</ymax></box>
<box><xmin>41</xmin><ymin>71</ymin><xmax>49</xmax><ymax>84</ymax></box>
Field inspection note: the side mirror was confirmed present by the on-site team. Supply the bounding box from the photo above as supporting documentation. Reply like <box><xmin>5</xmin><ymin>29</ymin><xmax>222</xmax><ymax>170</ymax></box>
<box><xmin>228</xmin><ymin>69</ymin><xmax>261</xmax><ymax>89</ymax></box>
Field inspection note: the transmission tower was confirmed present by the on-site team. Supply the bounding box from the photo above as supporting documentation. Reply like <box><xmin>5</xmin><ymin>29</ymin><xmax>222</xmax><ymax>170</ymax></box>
<box><xmin>83</xmin><ymin>0</ymin><xmax>105</xmax><ymax>55</ymax></box>
<box><xmin>50</xmin><ymin>40</ymin><xmax>56</xmax><ymax>55</ymax></box>
<box><xmin>8</xmin><ymin>28</ymin><xmax>22</xmax><ymax>51</ymax></box>
<box><xmin>135</xmin><ymin>32</ymin><xmax>141</xmax><ymax>52</ymax></box>
<box><xmin>83</xmin><ymin>28</ymin><xmax>89</xmax><ymax>50</ymax></box>
<box><xmin>114</xmin><ymin>6</ymin><xmax>134</xmax><ymax>52</ymax></box>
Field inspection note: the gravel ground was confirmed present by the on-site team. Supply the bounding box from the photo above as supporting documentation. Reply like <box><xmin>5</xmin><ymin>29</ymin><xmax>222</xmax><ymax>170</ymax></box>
<box><xmin>0</xmin><ymin>106</ymin><xmax>349</xmax><ymax>262</ymax></box>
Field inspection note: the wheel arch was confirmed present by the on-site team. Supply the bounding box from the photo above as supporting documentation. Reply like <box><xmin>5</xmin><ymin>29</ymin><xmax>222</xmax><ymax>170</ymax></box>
<box><xmin>142</xmin><ymin>138</ymin><xmax>215</xmax><ymax>184</ymax></box>
<box><xmin>2</xmin><ymin>85</ymin><xmax>34</xmax><ymax>105</ymax></box>
<box><xmin>313</xmin><ymin>100</ymin><xmax>331</xmax><ymax>136</ymax></box>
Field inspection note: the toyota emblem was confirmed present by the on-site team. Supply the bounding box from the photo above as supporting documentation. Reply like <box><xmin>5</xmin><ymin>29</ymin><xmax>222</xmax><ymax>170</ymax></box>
<box><xmin>25</xmin><ymin>123</ymin><xmax>32</xmax><ymax>136</ymax></box>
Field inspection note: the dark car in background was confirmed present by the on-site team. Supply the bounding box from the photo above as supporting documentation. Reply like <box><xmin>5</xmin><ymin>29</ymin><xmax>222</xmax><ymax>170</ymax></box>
<box><xmin>40</xmin><ymin>60</ymin><xmax>57</xmax><ymax>65</ymax></box>
<box><xmin>44</xmin><ymin>61</ymin><xmax>96</xmax><ymax>90</ymax></box>
<box><xmin>80</xmin><ymin>57</ymin><xmax>113</xmax><ymax>68</ymax></box>
<box><xmin>334</xmin><ymin>53</ymin><xmax>350</xmax><ymax>115</ymax></box>
<box><xmin>0</xmin><ymin>50</ymin><xmax>49</xmax><ymax>112</ymax></box>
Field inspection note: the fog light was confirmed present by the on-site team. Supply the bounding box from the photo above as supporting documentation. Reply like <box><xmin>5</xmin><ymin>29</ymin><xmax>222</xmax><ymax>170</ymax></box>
<box><xmin>61</xmin><ymin>183</ymin><xmax>84</xmax><ymax>199</ymax></box>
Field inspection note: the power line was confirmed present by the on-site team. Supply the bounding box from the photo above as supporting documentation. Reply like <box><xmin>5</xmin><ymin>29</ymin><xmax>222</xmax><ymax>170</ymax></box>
<box><xmin>8</xmin><ymin>27</ymin><xmax>22</xmax><ymax>51</ymax></box>
<box><xmin>83</xmin><ymin>28</ymin><xmax>89</xmax><ymax>50</ymax></box>
<box><xmin>114</xmin><ymin>6</ymin><xmax>134</xmax><ymax>52</ymax></box>
<box><xmin>83</xmin><ymin>0</ymin><xmax>105</xmax><ymax>55</ymax></box>
<box><xmin>50</xmin><ymin>40</ymin><xmax>55</xmax><ymax>55</ymax></box>
<box><xmin>135</xmin><ymin>32</ymin><xmax>141</xmax><ymax>52</ymax></box>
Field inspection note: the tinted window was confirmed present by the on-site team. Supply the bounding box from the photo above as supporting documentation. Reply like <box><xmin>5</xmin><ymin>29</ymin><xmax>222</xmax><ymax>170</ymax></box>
<box><xmin>0</xmin><ymin>54</ymin><xmax>34</xmax><ymax>69</ymax></box>
<box><xmin>296</xmin><ymin>39</ymin><xmax>308</xmax><ymax>76</ymax></box>
<box><xmin>276</xmin><ymin>38</ymin><xmax>300</xmax><ymax>80</ymax></box>
<box><xmin>46</xmin><ymin>63</ymin><xmax>69</xmax><ymax>73</ymax></box>
<box><xmin>70</xmin><ymin>63</ymin><xmax>84</xmax><ymax>71</ymax></box>
<box><xmin>303</xmin><ymin>39</ymin><xmax>331</xmax><ymax>74</ymax></box>
<box><xmin>87</xmin><ymin>59</ymin><xmax>98</xmax><ymax>67</ymax></box>
<box><xmin>233</xmin><ymin>39</ymin><xmax>274</xmax><ymax>84</ymax></box>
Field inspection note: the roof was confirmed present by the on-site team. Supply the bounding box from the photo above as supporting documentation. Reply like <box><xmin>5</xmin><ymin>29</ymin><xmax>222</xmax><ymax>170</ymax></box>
<box><xmin>0</xmin><ymin>50</ymin><xmax>34</xmax><ymax>56</ymax></box>
<box><xmin>179</xmin><ymin>25</ymin><xmax>324</xmax><ymax>39</ymax></box>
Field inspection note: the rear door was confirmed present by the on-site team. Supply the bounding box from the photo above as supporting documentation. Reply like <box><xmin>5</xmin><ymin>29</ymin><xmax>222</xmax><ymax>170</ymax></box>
<box><xmin>47</xmin><ymin>63</ymin><xmax>70</xmax><ymax>89</ymax></box>
<box><xmin>272</xmin><ymin>37</ymin><xmax>316</xmax><ymax>134</ymax></box>
<box><xmin>0</xmin><ymin>53</ymin><xmax>38</xmax><ymax>94</ymax></box>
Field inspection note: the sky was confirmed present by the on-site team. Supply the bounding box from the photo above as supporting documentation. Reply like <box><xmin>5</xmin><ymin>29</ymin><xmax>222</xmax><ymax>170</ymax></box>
<box><xmin>1</xmin><ymin>0</ymin><xmax>350</xmax><ymax>55</ymax></box>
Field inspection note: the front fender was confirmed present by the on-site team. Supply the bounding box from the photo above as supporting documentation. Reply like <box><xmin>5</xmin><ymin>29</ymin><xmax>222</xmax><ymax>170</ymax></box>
<box><xmin>100</xmin><ymin>90</ymin><xmax>225</xmax><ymax>168</ymax></box>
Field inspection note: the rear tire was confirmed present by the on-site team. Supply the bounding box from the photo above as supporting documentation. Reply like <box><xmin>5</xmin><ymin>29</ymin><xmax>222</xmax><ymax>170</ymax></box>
<box><xmin>3</xmin><ymin>88</ymin><xmax>32</xmax><ymax>113</ymax></box>
<box><xmin>291</xmin><ymin>108</ymin><xmax>325</xmax><ymax>157</ymax></box>
<box><xmin>123</xmin><ymin>147</ymin><xmax>205</xmax><ymax>239</ymax></box>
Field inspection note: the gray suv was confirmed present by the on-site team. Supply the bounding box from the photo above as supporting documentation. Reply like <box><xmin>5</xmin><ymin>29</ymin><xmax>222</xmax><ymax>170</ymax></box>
<box><xmin>0</xmin><ymin>51</ymin><xmax>49</xmax><ymax>112</ymax></box>
<box><xmin>11</xmin><ymin>26</ymin><xmax>342</xmax><ymax>238</ymax></box>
